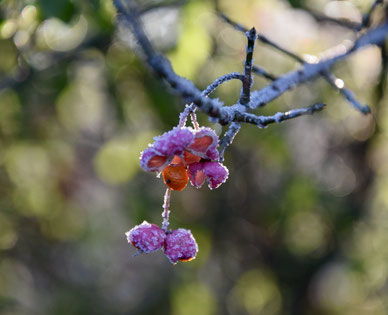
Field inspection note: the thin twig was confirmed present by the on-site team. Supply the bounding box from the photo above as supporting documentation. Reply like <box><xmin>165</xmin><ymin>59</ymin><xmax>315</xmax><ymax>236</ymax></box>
<box><xmin>115</xmin><ymin>0</ymin><xmax>228</xmax><ymax>121</ymax></box>
<box><xmin>178</xmin><ymin>72</ymin><xmax>244</xmax><ymax>127</ymax></box>
<box><xmin>362</xmin><ymin>0</ymin><xmax>384</xmax><ymax>29</ymax></box>
<box><xmin>235</xmin><ymin>103</ymin><xmax>326</xmax><ymax>127</ymax></box>
<box><xmin>252</xmin><ymin>65</ymin><xmax>278</xmax><ymax>81</ymax></box>
<box><xmin>202</xmin><ymin>72</ymin><xmax>244</xmax><ymax>96</ymax></box>
<box><xmin>219</xmin><ymin>122</ymin><xmax>241</xmax><ymax>161</ymax></box>
<box><xmin>114</xmin><ymin>0</ymin><xmax>156</xmax><ymax>58</ymax></box>
<box><xmin>138</xmin><ymin>0</ymin><xmax>186</xmax><ymax>14</ymax></box>
<box><xmin>217</xmin><ymin>12</ymin><xmax>246</xmax><ymax>32</ymax></box>
<box><xmin>218</xmin><ymin>12</ymin><xmax>305</xmax><ymax>64</ymax></box>
<box><xmin>239</xmin><ymin>27</ymin><xmax>256</xmax><ymax>105</ymax></box>
<box><xmin>187</xmin><ymin>72</ymin><xmax>244</xmax><ymax>129</ymax></box>
<box><xmin>302</xmin><ymin>9</ymin><xmax>362</xmax><ymax>30</ymax></box>
<box><xmin>219</xmin><ymin>12</ymin><xmax>375</xmax><ymax>114</ymax></box>
<box><xmin>299</xmin><ymin>0</ymin><xmax>383</xmax><ymax>31</ymax></box>
<box><xmin>256</xmin><ymin>33</ymin><xmax>305</xmax><ymax>64</ymax></box>
<box><xmin>222</xmin><ymin>28</ymin><xmax>256</xmax><ymax>157</ymax></box>
<box><xmin>248</xmin><ymin>22</ymin><xmax>388</xmax><ymax>112</ymax></box>
<box><xmin>322</xmin><ymin>71</ymin><xmax>370</xmax><ymax>113</ymax></box>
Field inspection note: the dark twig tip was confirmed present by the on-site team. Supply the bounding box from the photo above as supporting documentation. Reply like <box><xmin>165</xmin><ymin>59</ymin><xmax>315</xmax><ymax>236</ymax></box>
<box><xmin>247</xmin><ymin>27</ymin><xmax>256</xmax><ymax>38</ymax></box>
<box><xmin>361</xmin><ymin>105</ymin><xmax>371</xmax><ymax>114</ymax></box>
<box><xmin>314</xmin><ymin>103</ymin><xmax>326</xmax><ymax>111</ymax></box>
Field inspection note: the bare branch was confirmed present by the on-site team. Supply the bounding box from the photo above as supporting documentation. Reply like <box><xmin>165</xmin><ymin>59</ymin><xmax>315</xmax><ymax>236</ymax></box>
<box><xmin>202</xmin><ymin>72</ymin><xmax>244</xmax><ymax>97</ymax></box>
<box><xmin>301</xmin><ymin>9</ymin><xmax>362</xmax><ymax>31</ymax></box>
<box><xmin>323</xmin><ymin>71</ymin><xmax>370</xmax><ymax>113</ymax></box>
<box><xmin>362</xmin><ymin>0</ymin><xmax>384</xmax><ymax>29</ymax></box>
<box><xmin>114</xmin><ymin>1</ymin><xmax>387</xmax><ymax>125</ymax></box>
<box><xmin>114</xmin><ymin>0</ymin><xmax>230</xmax><ymax>121</ymax></box>
<box><xmin>235</xmin><ymin>103</ymin><xmax>326</xmax><ymax>127</ymax></box>
<box><xmin>114</xmin><ymin>0</ymin><xmax>155</xmax><ymax>58</ymax></box>
<box><xmin>138</xmin><ymin>0</ymin><xmax>186</xmax><ymax>15</ymax></box>
<box><xmin>252</xmin><ymin>65</ymin><xmax>278</xmax><ymax>81</ymax></box>
<box><xmin>249</xmin><ymin>22</ymin><xmax>388</xmax><ymax>112</ymax></box>
<box><xmin>216</xmin><ymin>12</ymin><xmax>247</xmax><ymax>33</ymax></box>
<box><xmin>239</xmin><ymin>27</ymin><xmax>256</xmax><ymax>106</ymax></box>
<box><xmin>220</xmin><ymin>12</ymin><xmax>381</xmax><ymax>114</ymax></box>
<box><xmin>256</xmin><ymin>34</ymin><xmax>305</xmax><ymax>64</ymax></box>
<box><xmin>219</xmin><ymin>122</ymin><xmax>241</xmax><ymax>161</ymax></box>
<box><xmin>218</xmin><ymin>12</ymin><xmax>305</xmax><ymax>64</ymax></box>
<box><xmin>297</xmin><ymin>0</ymin><xmax>383</xmax><ymax>31</ymax></box>
<box><xmin>178</xmin><ymin>72</ymin><xmax>243</xmax><ymax>127</ymax></box>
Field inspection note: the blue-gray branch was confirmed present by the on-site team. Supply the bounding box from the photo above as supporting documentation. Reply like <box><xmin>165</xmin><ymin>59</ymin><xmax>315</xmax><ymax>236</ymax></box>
<box><xmin>114</xmin><ymin>0</ymin><xmax>388</xmax><ymax>125</ymax></box>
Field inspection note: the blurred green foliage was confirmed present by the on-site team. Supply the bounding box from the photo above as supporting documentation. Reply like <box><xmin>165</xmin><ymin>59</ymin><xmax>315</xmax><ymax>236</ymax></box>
<box><xmin>37</xmin><ymin>0</ymin><xmax>76</xmax><ymax>22</ymax></box>
<box><xmin>0</xmin><ymin>0</ymin><xmax>388</xmax><ymax>314</ymax></box>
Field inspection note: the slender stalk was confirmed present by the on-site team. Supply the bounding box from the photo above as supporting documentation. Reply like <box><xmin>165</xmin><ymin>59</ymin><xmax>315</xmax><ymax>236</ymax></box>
<box><xmin>190</xmin><ymin>111</ymin><xmax>200</xmax><ymax>129</ymax></box>
<box><xmin>162</xmin><ymin>188</ymin><xmax>171</xmax><ymax>232</ymax></box>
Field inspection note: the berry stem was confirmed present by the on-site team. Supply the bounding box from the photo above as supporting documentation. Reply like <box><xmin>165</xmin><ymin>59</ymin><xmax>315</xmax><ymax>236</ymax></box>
<box><xmin>178</xmin><ymin>104</ymin><xmax>199</xmax><ymax>129</ymax></box>
<box><xmin>162</xmin><ymin>188</ymin><xmax>171</xmax><ymax>231</ymax></box>
<box><xmin>190</xmin><ymin>110</ymin><xmax>200</xmax><ymax>130</ymax></box>
<box><xmin>178</xmin><ymin>104</ymin><xmax>193</xmax><ymax>128</ymax></box>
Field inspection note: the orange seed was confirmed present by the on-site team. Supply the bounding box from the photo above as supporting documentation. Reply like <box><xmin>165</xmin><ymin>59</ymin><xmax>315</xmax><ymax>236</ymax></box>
<box><xmin>162</xmin><ymin>164</ymin><xmax>189</xmax><ymax>191</ymax></box>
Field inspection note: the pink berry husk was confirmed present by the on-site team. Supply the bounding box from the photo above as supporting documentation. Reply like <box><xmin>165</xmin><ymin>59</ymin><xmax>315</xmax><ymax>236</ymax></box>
<box><xmin>164</xmin><ymin>228</ymin><xmax>198</xmax><ymax>264</ymax></box>
<box><xmin>153</xmin><ymin>127</ymin><xmax>195</xmax><ymax>157</ymax></box>
<box><xmin>187</xmin><ymin>127</ymin><xmax>219</xmax><ymax>159</ymax></box>
<box><xmin>206</xmin><ymin>147</ymin><xmax>220</xmax><ymax>161</ymax></box>
<box><xmin>187</xmin><ymin>162</ymin><xmax>206</xmax><ymax>188</ymax></box>
<box><xmin>188</xmin><ymin>161</ymin><xmax>229</xmax><ymax>189</ymax></box>
<box><xmin>202</xmin><ymin>161</ymin><xmax>229</xmax><ymax>190</ymax></box>
<box><xmin>140</xmin><ymin>147</ymin><xmax>172</xmax><ymax>172</ymax></box>
<box><xmin>126</xmin><ymin>221</ymin><xmax>166</xmax><ymax>254</ymax></box>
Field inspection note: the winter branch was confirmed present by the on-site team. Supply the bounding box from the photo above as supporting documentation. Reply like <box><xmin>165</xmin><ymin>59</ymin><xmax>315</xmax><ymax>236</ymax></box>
<box><xmin>113</xmin><ymin>0</ymin><xmax>388</xmax><ymax>132</ymax></box>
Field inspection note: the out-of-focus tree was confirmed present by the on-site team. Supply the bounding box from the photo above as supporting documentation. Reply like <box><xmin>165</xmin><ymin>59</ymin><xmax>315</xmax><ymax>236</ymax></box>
<box><xmin>1</xmin><ymin>0</ymin><xmax>388</xmax><ymax>314</ymax></box>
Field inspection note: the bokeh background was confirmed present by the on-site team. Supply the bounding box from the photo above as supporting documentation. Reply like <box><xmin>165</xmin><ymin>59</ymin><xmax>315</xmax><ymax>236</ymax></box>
<box><xmin>1</xmin><ymin>0</ymin><xmax>388</xmax><ymax>314</ymax></box>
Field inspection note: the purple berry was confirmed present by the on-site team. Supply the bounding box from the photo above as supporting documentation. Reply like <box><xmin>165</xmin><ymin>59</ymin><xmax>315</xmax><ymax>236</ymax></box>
<box><xmin>202</xmin><ymin>161</ymin><xmax>229</xmax><ymax>190</ymax></box>
<box><xmin>153</xmin><ymin>127</ymin><xmax>195</xmax><ymax>157</ymax></box>
<box><xmin>188</xmin><ymin>161</ymin><xmax>229</xmax><ymax>190</ymax></box>
<box><xmin>164</xmin><ymin>228</ymin><xmax>198</xmax><ymax>264</ymax></box>
<box><xmin>125</xmin><ymin>221</ymin><xmax>166</xmax><ymax>254</ymax></box>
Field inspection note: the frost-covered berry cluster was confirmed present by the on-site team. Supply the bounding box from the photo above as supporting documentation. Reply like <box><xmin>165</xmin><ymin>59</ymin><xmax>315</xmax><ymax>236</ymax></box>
<box><xmin>126</xmin><ymin>221</ymin><xmax>198</xmax><ymax>264</ymax></box>
<box><xmin>126</xmin><ymin>107</ymin><xmax>228</xmax><ymax>264</ymax></box>
<box><xmin>140</xmin><ymin>126</ymin><xmax>228</xmax><ymax>190</ymax></box>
